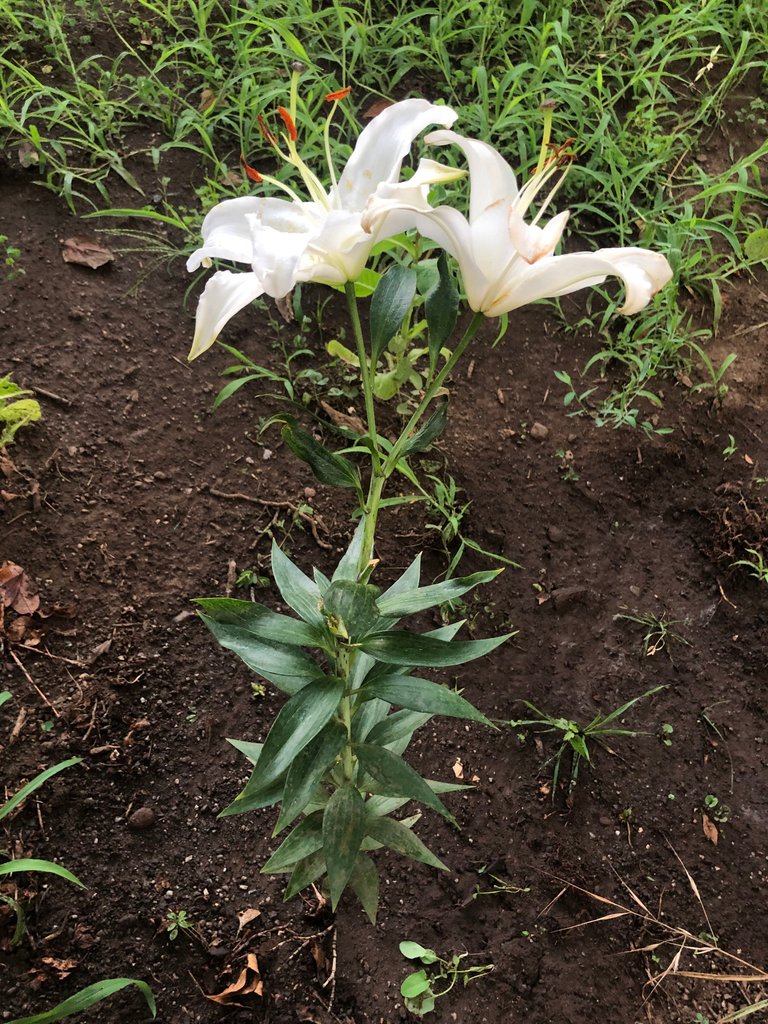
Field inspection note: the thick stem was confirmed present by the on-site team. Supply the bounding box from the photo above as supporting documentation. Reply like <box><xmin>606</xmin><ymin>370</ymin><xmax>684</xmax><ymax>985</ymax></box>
<box><xmin>383</xmin><ymin>310</ymin><xmax>484</xmax><ymax>476</ymax></box>
<box><xmin>345</xmin><ymin>282</ymin><xmax>381</xmax><ymax>475</ymax></box>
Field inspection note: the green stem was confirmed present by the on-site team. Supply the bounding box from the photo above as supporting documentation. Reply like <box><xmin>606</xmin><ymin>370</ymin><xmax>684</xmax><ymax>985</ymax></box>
<box><xmin>383</xmin><ymin>310</ymin><xmax>484</xmax><ymax>476</ymax></box>
<box><xmin>345</xmin><ymin>282</ymin><xmax>381</xmax><ymax>474</ymax></box>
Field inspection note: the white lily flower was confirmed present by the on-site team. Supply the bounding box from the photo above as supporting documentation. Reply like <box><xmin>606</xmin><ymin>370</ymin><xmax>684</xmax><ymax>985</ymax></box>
<box><xmin>186</xmin><ymin>94</ymin><xmax>459</xmax><ymax>359</ymax></box>
<box><xmin>363</xmin><ymin>129</ymin><xmax>673</xmax><ymax>319</ymax></box>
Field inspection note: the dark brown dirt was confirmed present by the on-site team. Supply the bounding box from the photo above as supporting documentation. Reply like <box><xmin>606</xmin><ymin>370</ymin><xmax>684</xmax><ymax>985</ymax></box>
<box><xmin>2</xmin><ymin>115</ymin><xmax>768</xmax><ymax>1024</ymax></box>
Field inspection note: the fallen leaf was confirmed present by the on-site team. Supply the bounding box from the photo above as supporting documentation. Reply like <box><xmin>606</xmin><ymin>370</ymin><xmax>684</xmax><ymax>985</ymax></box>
<box><xmin>205</xmin><ymin>953</ymin><xmax>263</xmax><ymax>1005</ymax></box>
<box><xmin>220</xmin><ymin>170</ymin><xmax>243</xmax><ymax>188</ymax></box>
<box><xmin>198</xmin><ymin>88</ymin><xmax>217</xmax><ymax>112</ymax></box>
<box><xmin>0</xmin><ymin>562</ymin><xmax>40</xmax><ymax>615</ymax></box>
<box><xmin>274</xmin><ymin>293</ymin><xmax>295</xmax><ymax>323</ymax></box>
<box><xmin>87</xmin><ymin>638</ymin><xmax>112</xmax><ymax>664</ymax></box>
<box><xmin>6</xmin><ymin>615</ymin><xmax>31</xmax><ymax>643</ymax></box>
<box><xmin>18</xmin><ymin>141</ymin><xmax>39</xmax><ymax>168</ymax></box>
<box><xmin>61</xmin><ymin>237</ymin><xmax>114</xmax><ymax>270</ymax></box>
<box><xmin>320</xmin><ymin>401</ymin><xmax>365</xmax><ymax>435</ymax></box>
<box><xmin>744</xmin><ymin>454</ymin><xmax>754</xmax><ymax>466</ymax></box>
<box><xmin>236</xmin><ymin>907</ymin><xmax>261</xmax><ymax>934</ymax></box>
<box><xmin>452</xmin><ymin>757</ymin><xmax>464</xmax><ymax>779</ymax></box>
<box><xmin>363</xmin><ymin>98</ymin><xmax>393</xmax><ymax>119</ymax></box>
<box><xmin>41</xmin><ymin>956</ymin><xmax>78</xmax><ymax>978</ymax></box>
<box><xmin>702</xmin><ymin>813</ymin><xmax>718</xmax><ymax>845</ymax></box>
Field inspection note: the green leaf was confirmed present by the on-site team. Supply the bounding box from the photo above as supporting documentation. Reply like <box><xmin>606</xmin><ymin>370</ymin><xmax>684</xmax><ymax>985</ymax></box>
<box><xmin>380</xmin><ymin>554</ymin><xmax>421</xmax><ymax>601</ymax></box>
<box><xmin>221</xmin><ymin>741</ymin><xmax>286</xmax><ymax>815</ymax></box>
<box><xmin>0</xmin><ymin>758</ymin><xmax>81</xmax><ymax>823</ymax></box>
<box><xmin>7</xmin><ymin>978</ymin><xmax>156</xmax><ymax>1024</ymax></box>
<box><xmin>400</xmin><ymin>941</ymin><xmax>439</xmax><ymax>962</ymax></box>
<box><xmin>349</xmin><ymin>852</ymin><xmax>379</xmax><ymax>924</ymax></box>
<box><xmin>376</xmin><ymin>569</ymin><xmax>501</xmax><ymax>617</ymax></box>
<box><xmin>226</xmin><ymin>739</ymin><xmax>263</xmax><ymax>765</ymax></box>
<box><xmin>332</xmin><ymin>518</ymin><xmax>367</xmax><ymax>582</ymax></box>
<box><xmin>365</xmin><ymin>709</ymin><xmax>431</xmax><ymax>748</ymax></box>
<box><xmin>354</xmin><ymin>744</ymin><xmax>454</xmax><ymax>822</ymax></box>
<box><xmin>370</xmin><ymin>264</ymin><xmax>417</xmax><ymax>364</ymax></box>
<box><xmin>0</xmin><ymin>859</ymin><xmax>84</xmax><ymax>888</ymax></box>
<box><xmin>322</xmin><ymin>785</ymin><xmax>367</xmax><ymax>909</ymax></box>
<box><xmin>322</xmin><ymin>580</ymin><xmax>381</xmax><ymax>640</ymax></box>
<box><xmin>365</xmin><ymin>816</ymin><xmax>447</xmax><ymax>870</ymax></box>
<box><xmin>275</xmin><ymin>719</ymin><xmax>347</xmax><ymax>832</ymax></box>
<box><xmin>360</xmin><ymin>675</ymin><xmax>492</xmax><ymax>726</ymax></box>
<box><xmin>359</xmin><ymin>630</ymin><xmax>511</xmax><ymax>667</ymax></box>
<box><xmin>400</xmin><ymin>398</ymin><xmax>449</xmax><ymax>456</ymax></box>
<box><xmin>0</xmin><ymin>691</ymin><xmax>11</xmax><ymax>709</ymax></box>
<box><xmin>401</xmin><ymin>970</ymin><xmax>431</xmax><ymax>998</ymax></box>
<box><xmin>327</xmin><ymin>338</ymin><xmax>360</xmax><ymax>366</ymax></box>
<box><xmin>271</xmin><ymin>540</ymin><xmax>324</xmax><ymax>626</ymax></box>
<box><xmin>426</xmin><ymin>251</ymin><xmax>459</xmax><ymax>367</ymax></box>
<box><xmin>281</xmin><ymin>419</ymin><xmax>360</xmax><ymax>490</ymax></box>
<box><xmin>263</xmin><ymin>811</ymin><xmax>324</xmax><ymax>873</ymax></box>
<box><xmin>284</xmin><ymin>848</ymin><xmax>327</xmax><ymax>900</ymax></box>
<box><xmin>194</xmin><ymin>598</ymin><xmax>325</xmax><ymax>648</ymax></box>
<box><xmin>236</xmin><ymin>677</ymin><xmax>345</xmax><ymax>795</ymax></box>
<box><xmin>745</xmin><ymin>227</ymin><xmax>768</xmax><ymax>262</ymax></box>
<box><xmin>198</xmin><ymin>616</ymin><xmax>319</xmax><ymax>695</ymax></box>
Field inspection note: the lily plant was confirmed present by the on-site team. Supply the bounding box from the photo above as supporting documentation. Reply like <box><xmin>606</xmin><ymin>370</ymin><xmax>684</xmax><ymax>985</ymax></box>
<box><xmin>185</xmin><ymin>77</ymin><xmax>673</xmax><ymax>920</ymax></box>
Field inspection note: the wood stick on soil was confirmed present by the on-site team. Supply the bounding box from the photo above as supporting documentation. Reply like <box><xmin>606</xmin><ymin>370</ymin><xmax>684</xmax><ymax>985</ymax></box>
<box><xmin>8</xmin><ymin>647</ymin><xmax>60</xmax><ymax>716</ymax></box>
<box><xmin>204</xmin><ymin>485</ymin><xmax>333</xmax><ymax>549</ymax></box>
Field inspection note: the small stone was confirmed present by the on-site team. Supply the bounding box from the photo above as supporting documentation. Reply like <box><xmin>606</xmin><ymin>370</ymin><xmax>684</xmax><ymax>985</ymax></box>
<box><xmin>530</xmin><ymin>422</ymin><xmax>549</xmax><ymax>440</ymax></box>
<box><xmin>547</xmin><ymin>525</ymin><xmax>564</xmax><ymax>543</ymax></box>
<box><xmin>629</xmin><ymin>585</ymin><xmax>641</xmax><ymax>597</ymax></box>
<box><xmin>127</xmin><ymin>807</ymin><xmax>156</xmax><ymax>831</ymax></box>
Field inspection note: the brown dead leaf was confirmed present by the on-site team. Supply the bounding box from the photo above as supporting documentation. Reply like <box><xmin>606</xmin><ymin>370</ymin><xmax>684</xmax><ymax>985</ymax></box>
<box><xmin>0</xmin><ymin>562</ymin><xmax>40</xmax><ymax>615</ymax></box>
<box><xmin>452</xmin><ymin>757</ymin><xmax>464</xmax><ymax>779</ymax></box>
<box><xmin>236</xmin><ymin>907</ymin><xmax>262</xmax><ymax>934</ymax></box>
<box><xmin>18</xmin><ymin>141</ymin><xmax>39</xmax><ymax>168</ymax></box>
<box><xmin>220</xmin><ymin>170</ymin><xmax>243</xmax><ymax>188</ymax></box>
<box><xmin>702</xmin><ymin>813</ymin><xmax>718</xmax><ymax>845</ymax></box>
<box><xmin>61</xmin><ymin>237</ymin><xmax>114</xmax><ymax>270</ymax></box>
<box><xmin>1</xmin><ymin>490</ymin><xmax>19</xmax><ymax>502</ymax></box>
<box><xmin>274</xmin><ymin>293</ymin><xmax>295</xmax><ymax>323</ymax></box>
<box><xmin>363</xmin><ymin>98</ymin><xmax>393</xmax><ymax>119</ymax></box>
<box><xmin>87</xmin><ymin>638</ymin><xmax>112</xmax><ymax>665</ymax></box>
<box><xmin>205</xmin><ymin>953</ymin><xmax>263</xmax><ymax>1005</ymax></box>
<box><xmin>310</xmin><ymin>937</ymin><xmax>328</xmax><ymax>974</ymax></box>
<box><xmin>6</xmin><ymin>615</ymin><xmax>31</xmax><ymax>643</ymax></box>
<box><xmin>320</xmin><ymin>401</ymin><xmax>365</xmax><ymax>435</ymax></box>
<box><xmin>41</xmin><ymin>956</ymin><xmax>78</xmax><ymax>978</ymax></box>
<box><xmin>744</xmin><ymin>453</ymin><xmax>754</xmax><ymax>466</ymax></box>
<box><xmin>198</xmin><ymin>88</ymin><xmax>217</xmax><ymax>112</ymax></box>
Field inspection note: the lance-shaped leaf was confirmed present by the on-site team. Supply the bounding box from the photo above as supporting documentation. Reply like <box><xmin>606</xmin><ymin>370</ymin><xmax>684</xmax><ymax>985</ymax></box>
<box><xmin>365</xmin><ymin>709</ymin><xmax>432</xmax><ymax>749</ymax></box>
<box><xmin>349</xmin><ymin>853</ymin><xmax>379</xmax><ymax>924</ymax></box>
<box><xmin>284</xmin><ymin>849</ymin><xmax>327</xmax><ymax>900</ymax></box>
<box><xmin>399</xmin><ymin>398</ymin><xmax>449</xmax><ymax>457</ymax></box>
<box><xmin>281</xmin><ymin>419</ymin><xmax>360</xmax><ymax>491</ymax></box>
<box><xmin>360</xmin><ymin>675</ymin><xmax>493</xmax><ymax>726</ymax></box>
<box><xmin>221</xmin><ymin>742</ymin><xmax>286</xmax><ymax>815</ymax></box>
<box><xmin>199</xmin><ymin>615</ymin><xmax>320</xmax><ymax>695</ymax></box>
<box><xmin>323</xmin><ymin>785</ymin><xmax>367</xmax><ymax>909</ymax></box>
<box><xmin>0</xmin><ymin>859</ymin><xmax>85</xmax><ymax>887</ymax></box>
<box><xmin>7</xmin><ymin>978</ymin><xmax>157</xmax><ymax>1024</ymax></box>
<box><xmin>271</xmin><ymin>540</ymin><xmax>324</xmax><ymax>626</ymax></box>
<box><xmin>370</xmin><ymin>264</ymin><xmax>417</xmax><ymax>364</ymax></box>
<box><xmin>426</xmin><ymin>251</ymin><xmax>459</xmax><ymax>369</ymax></box>
<box><xmin>263</xmin><ymin>811</ymin><xmax>324</xmax><ymax>873</ymax></box>
<box><xmin>376</xmin><ymin>568</ymin><xmax>501</xmax><ymax>618</ymax></box>
<box><xmin>354</xmin><ymin>743</ymin><xmax>454</xmax><ymax>823</ymax></box>
<box><xmin>275</xmin><ymin>719</ymin><xmax>347</xmax><ymax>833</ymax></box>
<box><xmin>365</xmin><ymin>815</ymin><xmax>447</xmax><ymax>870</ymax></box>
<box><xmin>359</xmin><ymin>629</ymin><xmax>511</xmax><ymax>667</ymax></box>
<box><xmin>0</xmin><ymin>758</ymin><xmax>81</xmax><ymax>822</ymax></box>
<box><xmin>332</xmin><ymin>517</ymin><xmax>367</xmax><ymax>582</ymax></box>
<box><xmin>322</xmin><ymin>580</ymin><xmax>381</xmax><ymax>641</ymax></box>
<box><xmin>233</xmin><ymin>677</ymin><xmax>344</xmax><ymax>799</ymax></box>
<box><xmin>195</xmin><ymin>598</ymin><xmax>325</xmax><ymax>648</ymax></box>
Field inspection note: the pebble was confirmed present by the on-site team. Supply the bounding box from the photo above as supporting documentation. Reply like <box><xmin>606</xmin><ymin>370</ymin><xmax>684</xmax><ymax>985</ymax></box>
<box><xmin>530</xmin><ymin>421</ymin><xmax>550</xmax><ymax>440</ymax></box>
<box><xmin>127</xmin><ymin>807</ymin><xmax>156</xmax><ymax>831</ymax></box>
<box><xmin>547</xmin><ymin>525</ymin><xmax>564</xmax><ymax>543</ymax></box>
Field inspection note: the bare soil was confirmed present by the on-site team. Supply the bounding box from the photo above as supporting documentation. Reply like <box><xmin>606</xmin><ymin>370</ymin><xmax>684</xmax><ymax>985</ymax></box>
<box><xmin>2</xmin><ymin>105</ymin><xmax>768</xmax><ymax>1024</ymax></box>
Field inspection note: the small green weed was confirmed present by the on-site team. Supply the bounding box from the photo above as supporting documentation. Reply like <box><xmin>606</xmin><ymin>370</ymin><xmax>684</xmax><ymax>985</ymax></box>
<box><xmin>614</xmin><ymin>611</ymin><xmax>690</xmax><ymax>657</ymax></box>
<box><xmin>399</xmin><ymin>940</ymin><xmax>494</xmax><ymax>1017</ymax></box>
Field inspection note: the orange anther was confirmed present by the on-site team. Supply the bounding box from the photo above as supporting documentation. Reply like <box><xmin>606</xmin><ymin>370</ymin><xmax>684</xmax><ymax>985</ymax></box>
<box><xmin>277</xmin><ymin>106</ymin><xmax>298</xmax><ymax>141</ymax></box>
<box><xmin>325</xmin><ymin>86</ymin><xmax>352</xmax><ymax>102</ymax></box>
<box><xmin>240</xmin><ymin>154</ymin><xmax>263</xmax><ymax>183</ymax></box>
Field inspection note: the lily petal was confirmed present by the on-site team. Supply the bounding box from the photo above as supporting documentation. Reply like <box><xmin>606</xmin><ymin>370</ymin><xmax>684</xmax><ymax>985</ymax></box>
<box><xmin>482</xmin><ymin>247</ymin><xmax>673</xmax><ymax>318</ymax></box>
<box><xmin>508</xmin><ymin>209</ymin><xmax>570</xmax><ymax>263</ymax></box>
<box><xmin>425</xmin><ymin>130</ymin><xmax>518</xmax><ymax>223</ymax></box>
<box><xmin>187</xmin><ymin>197</ymin><xmax>267</xmax><ymax>272</ymax></box>
<box><xmin>336</xmin><ymin>99</ymin><xmax>458</xmax><ymax>212</ymax></box>
<box><xmin>188</xmin><ymin>270</ymin><xmax>265</xmax><ymax>360</ymax></box>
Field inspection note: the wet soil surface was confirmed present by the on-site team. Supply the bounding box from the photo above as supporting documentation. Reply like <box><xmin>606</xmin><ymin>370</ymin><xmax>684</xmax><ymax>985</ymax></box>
<box><xmin>2</xmin><ymin>118</ymin><xmax>768</xmax><ymax>1024</ymax></box>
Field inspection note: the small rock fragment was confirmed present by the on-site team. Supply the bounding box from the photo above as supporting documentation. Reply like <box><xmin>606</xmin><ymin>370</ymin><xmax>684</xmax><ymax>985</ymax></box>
<box><xmin>128</xmin><ymin>807</ymin><xmax>156</xmax><ymax>831</ymax></box>
<box><xmin>547</xmin><ymin>525</ymin><xmax>564</xmax><ymax>543</ymax></box>
<box><xmin>530</xmin><ymin>422</ymin><xmax>550</xmax><ymax>440</ymax></box>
